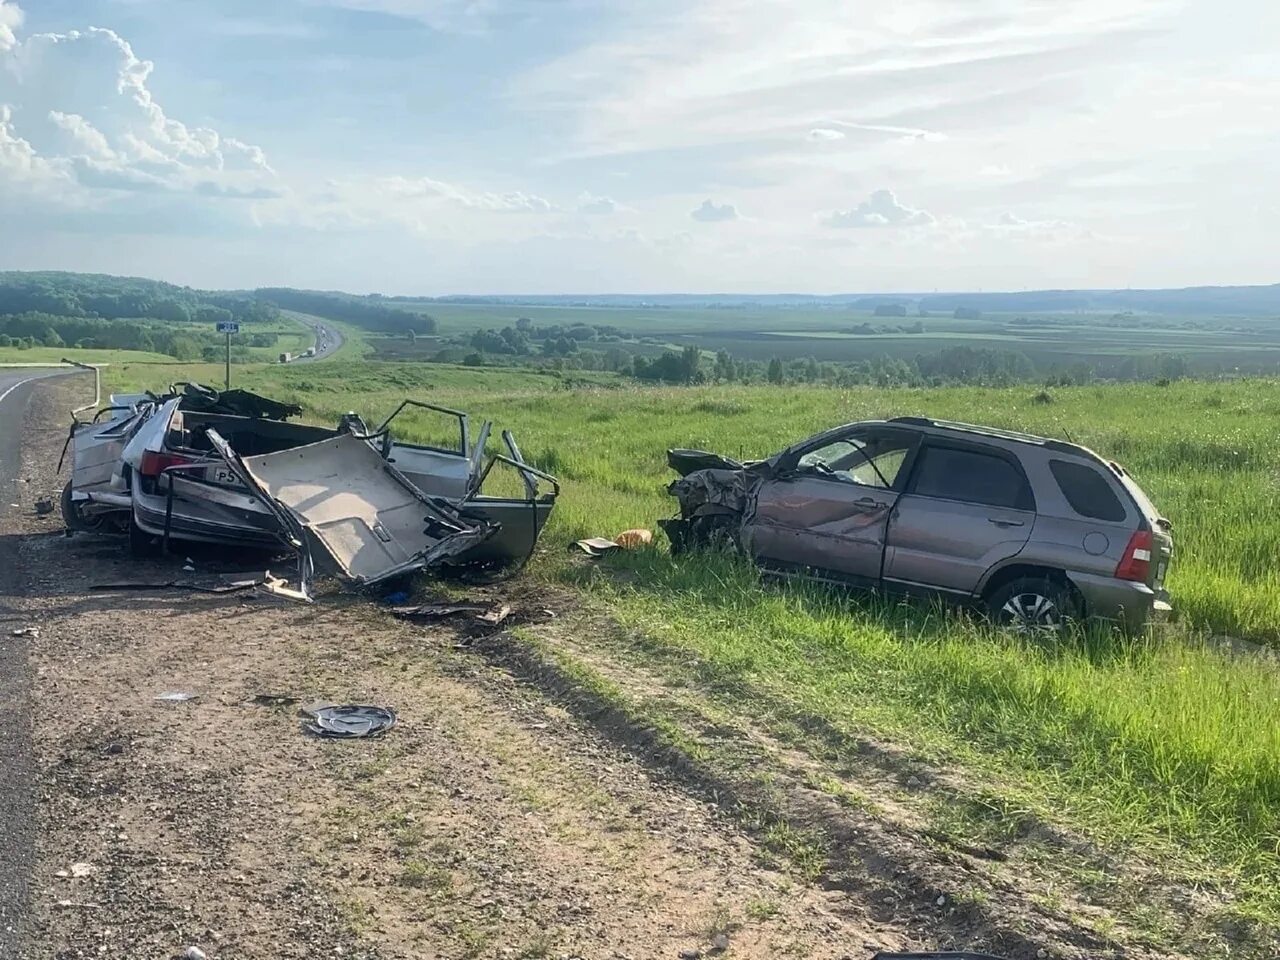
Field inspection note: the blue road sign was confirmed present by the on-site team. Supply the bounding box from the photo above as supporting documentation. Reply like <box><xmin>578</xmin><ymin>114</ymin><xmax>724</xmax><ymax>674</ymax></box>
<box><xmin>216</xmin><ymin>321</ymin><xmax>240</xmax><ymax>334</ymax></box>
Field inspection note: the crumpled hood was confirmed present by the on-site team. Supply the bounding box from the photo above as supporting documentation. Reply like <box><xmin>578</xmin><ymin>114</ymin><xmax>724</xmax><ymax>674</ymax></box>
<box><xmin>668</xmin><ymin>468</ymin><xmax>760</xmax><ymax>518</ymax></box>
<box><xmin>667</xmin><ymin>448</ymin><xmax>746</xmax><ymax>477</ymax></box>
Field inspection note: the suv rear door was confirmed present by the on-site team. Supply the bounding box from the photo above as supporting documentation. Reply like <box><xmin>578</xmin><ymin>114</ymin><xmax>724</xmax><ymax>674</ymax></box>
<box><xmin>884</xmin><ymin>440</ymin><xmax>1034</xmax><ymax>594</ymax></box>
<box><xmin>744</xmin><ymin>426</ymin><xmax>919</xmax><ymax>585</ymax></box>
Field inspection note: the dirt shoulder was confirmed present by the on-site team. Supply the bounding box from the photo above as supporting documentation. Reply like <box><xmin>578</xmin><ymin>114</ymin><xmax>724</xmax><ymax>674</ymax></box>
<box><xmin>6</xmin><ymin>380</ymin><xmax>901</xmax><ymax>960</ymax></box>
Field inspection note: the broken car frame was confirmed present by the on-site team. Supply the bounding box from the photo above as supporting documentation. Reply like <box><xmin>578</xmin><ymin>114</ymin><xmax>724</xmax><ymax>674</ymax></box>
<box><xmin>60</xmin><ymin>383</ymin><xmax>559</xmax><ymax>601</ymax></box>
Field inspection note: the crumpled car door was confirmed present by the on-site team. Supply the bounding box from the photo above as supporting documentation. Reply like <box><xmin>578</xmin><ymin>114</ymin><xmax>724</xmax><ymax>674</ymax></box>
<box><xmin>70</xmin><ymin>412</ymin><xmax>144</xmax><ymax>493</ymax></box>
<box><xmin>230</xmin><ymin>433</ymin><xmax>494</xmax><ymax>584</ymax></box>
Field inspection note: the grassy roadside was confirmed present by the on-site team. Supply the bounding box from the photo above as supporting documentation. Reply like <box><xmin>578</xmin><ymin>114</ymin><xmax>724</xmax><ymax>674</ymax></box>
<box><xmin>88</xmin><ymin>359</ymin><xmax>1280</xmax><ymax>944</ymax></box>
<box><xmin>545</xmin><ymin>552</ymin><xmax>1280</xmax><ymax>935</ymax></box>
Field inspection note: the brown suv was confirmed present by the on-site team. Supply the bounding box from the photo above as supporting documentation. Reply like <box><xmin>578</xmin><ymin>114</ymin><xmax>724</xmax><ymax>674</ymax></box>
<box><xmin>662</xmin><ymin>417</ymin><xmax>1173</xmax><ymax>633</ymax></box>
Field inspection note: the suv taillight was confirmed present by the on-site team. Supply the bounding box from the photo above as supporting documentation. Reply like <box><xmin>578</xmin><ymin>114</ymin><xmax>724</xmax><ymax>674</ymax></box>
<box><xmin>139</xmin><ymin>451</ymin><xmax>192</xmax><ymax>477</ymax></box>
<box><xmin>1115</xmin><ymin>529</ymin><xmax>1154</xmax><ymax>582</ymax></box>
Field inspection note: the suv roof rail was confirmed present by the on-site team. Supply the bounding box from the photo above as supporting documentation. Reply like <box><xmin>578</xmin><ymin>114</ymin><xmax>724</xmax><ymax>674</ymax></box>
<box><xmin>890</xmin><ymin>416</ymin><xmax>1099</xmax><ymax>460</ymax></box>
<box><xmin>890</xmin><ymin>416</ymin><xmax>1048</xmax><ymax>444</ymax></box>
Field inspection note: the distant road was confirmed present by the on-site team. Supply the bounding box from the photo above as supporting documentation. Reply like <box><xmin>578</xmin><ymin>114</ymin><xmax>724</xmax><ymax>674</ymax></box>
<box><xmin>281</xmin><ymin>311</ymin><xmax>345</xmax><ymax>362</ymax></box>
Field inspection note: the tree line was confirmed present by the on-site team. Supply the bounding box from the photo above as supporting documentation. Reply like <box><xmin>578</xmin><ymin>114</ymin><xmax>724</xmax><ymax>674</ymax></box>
<box><xmin>0</xmin><ymin>311</ymin><xmax>281</xmax><ymax>360</ymax></box>
<box><xmin>256</xmin><ymin>289</ymin><xmax>437</xmax><ymax>335</ymax></box>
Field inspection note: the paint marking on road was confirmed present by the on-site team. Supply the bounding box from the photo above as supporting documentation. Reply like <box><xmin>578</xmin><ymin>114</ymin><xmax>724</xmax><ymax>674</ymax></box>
<box><xmin>0</xmin><ymin>376</ymin><xmax>39</xmax><ymax>409</ymax></box>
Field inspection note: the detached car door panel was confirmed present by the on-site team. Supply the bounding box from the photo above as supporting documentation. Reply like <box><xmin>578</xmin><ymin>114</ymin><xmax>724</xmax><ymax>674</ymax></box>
<box><xmin>885</xmin><ymin>442</ymin><xmax>1034</xmax><ymax>594</ymax></box>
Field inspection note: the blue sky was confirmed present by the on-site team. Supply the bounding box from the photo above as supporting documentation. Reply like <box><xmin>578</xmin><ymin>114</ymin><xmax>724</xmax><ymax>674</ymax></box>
<box><xmin>1</xmin><ymin>0</ymin><xmax>1277</xmax><ymax>293</ymax></box>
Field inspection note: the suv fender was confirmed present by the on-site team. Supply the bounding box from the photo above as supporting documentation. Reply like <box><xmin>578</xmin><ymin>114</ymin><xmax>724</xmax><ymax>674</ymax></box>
<box><xmin>976</xmin><ymin>561</ymin><xmax>1078</xmax><ymax>604</ymax></box>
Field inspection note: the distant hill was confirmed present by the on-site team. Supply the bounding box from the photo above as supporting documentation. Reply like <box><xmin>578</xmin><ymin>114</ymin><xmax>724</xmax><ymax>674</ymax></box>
<box><xmin>408</xmin><ymin>285</ymin><xmax>1280</xmax><ymax>316</ymax></box>
<box><xmin>4</xmin><ymin>271</ymin><xmax>1279</xmax><ymax>317</ymax></box>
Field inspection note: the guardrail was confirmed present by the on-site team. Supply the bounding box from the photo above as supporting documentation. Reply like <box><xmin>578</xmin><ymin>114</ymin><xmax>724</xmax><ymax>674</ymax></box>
<box><xmin>60</xmin><ymin>358</ymin><xmax>103</xmax><ymax>418</ymax></box>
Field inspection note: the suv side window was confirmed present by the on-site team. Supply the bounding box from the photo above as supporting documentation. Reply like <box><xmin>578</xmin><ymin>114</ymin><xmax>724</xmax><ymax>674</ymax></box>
<box><xmin>795</xmin><ymin>430</ymin><xmax>916</xmax><ymax>489</ymax></box>
<box><xmin>908</xmin><ymin>444</ymin><xmax>1034</xmax><ymax>510</ymax></box>
<box><xmin>1049</xmin><ymin>459</ymin><xmax>1127</xmax><ymax>522</ymax></box>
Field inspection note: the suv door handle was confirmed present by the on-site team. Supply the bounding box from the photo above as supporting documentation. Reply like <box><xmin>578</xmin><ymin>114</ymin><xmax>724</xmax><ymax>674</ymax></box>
<box><xmin>988</xmin><ymin>517</ymin><xmax>1025</xmax><ymax>527</ymax></box>
<box><xmin>852</xmin><ymin>497</ymin><xmax>881</xmax><ymax>511</ymax></box>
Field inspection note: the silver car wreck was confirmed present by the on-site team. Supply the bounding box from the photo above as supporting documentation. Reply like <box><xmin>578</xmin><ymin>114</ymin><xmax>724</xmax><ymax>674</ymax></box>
<box><xmin>61</xmin><ymin>385</ymin><xmax>558</xmax><ymax>595</ymax></box>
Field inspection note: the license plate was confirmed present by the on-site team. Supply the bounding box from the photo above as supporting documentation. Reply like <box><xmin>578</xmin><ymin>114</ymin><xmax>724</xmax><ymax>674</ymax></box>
<box><xmin>1156</xmin><ymin>561</ymin><xmax>1168</xmax><ymax>584</ymax></box>
<box><xmin>206</xmin><ymin>465</ymin><xmax>244</xmax><ymax>488</ymax></box>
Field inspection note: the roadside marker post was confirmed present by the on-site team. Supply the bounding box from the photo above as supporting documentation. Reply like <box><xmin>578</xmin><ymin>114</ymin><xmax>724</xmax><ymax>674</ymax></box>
<box><xmin>216</xmin><ymin>320</ymin><xmax>240</xmax><ymax>389</ymax></box>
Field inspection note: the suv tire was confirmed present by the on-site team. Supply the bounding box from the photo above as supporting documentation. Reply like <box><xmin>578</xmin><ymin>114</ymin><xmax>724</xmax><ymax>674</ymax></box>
<box><xmin>986</xmin><ymin>576</ymin><xmax>1081</xmax><ymax>636</ymax></box>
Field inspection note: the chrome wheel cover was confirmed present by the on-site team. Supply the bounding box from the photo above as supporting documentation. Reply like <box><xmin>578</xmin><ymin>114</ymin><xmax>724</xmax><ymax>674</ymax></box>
<box><xmin>1001</xmin><ymin>591</ymin><xmax>1062</xmax><ymax>635</ymax></box>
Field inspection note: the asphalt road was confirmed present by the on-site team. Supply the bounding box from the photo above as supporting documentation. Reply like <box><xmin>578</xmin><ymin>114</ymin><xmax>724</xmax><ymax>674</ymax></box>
<box><xmin>0</xmin><ymin>367</ymin><xmax>79</xmax><ymax>957</ymax></box>
<box><xmin>282</xmin><ymin>311</ymin><xmax>345</xmax><ymax>363</ymax></box>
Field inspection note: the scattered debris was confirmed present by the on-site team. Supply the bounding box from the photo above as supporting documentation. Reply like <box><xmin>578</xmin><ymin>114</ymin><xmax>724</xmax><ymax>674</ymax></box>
<box><xmin>392</xmin><ymin>601</ymin><xmax>488</xmax><ymax>619</ymax></box>
<box><xmin>572</xmin><ymin>537</ymin><xmax>623</xmax><ymax>558</ymax></box>
<box><xmin>154</xmin><ymin>692</ymin><xmax>198</xmax><ymax>703</ymax></box>
<box><xmin>183</xmin><ymin>947</ymin><xmax>208</xmax><ymax>960</ymax></box>
<box><xmin>477</xmin><ymin>603</ymin><xmax>512</xmax><ymax>626</ymax></box>
<box><xmin>70</xmin><ymin>862</ymin><xmax>95</xmax><ymax>879</ymax></box>
<box><xmin>261</xmin><ymin>572</ymin><xmax>312</xmax><ymax>604</ymax></box>
<box><xmin>573</xmin><ymin>528</ymin><xmax>653</xmax><ymax>557</ymax></box>
<box><xmin>300</xmin><ymin>703</ymin><xmax>397</xmax><ymax>739</ymax></box>
<box><xmin>710</xmin><ymin>932</ymin><xmax>730</xmax><ymax>954</ymax></box>
<box><xmin>34</xmin><ymin>497</ymin><xmax>55</xmax><ymax>516</ymax></box>
<box><xmin>245</xmin><ymin>693</ymin><xmax>300</xmax><ymax>708</ymax></box>
<box><xmin>90</xmin><ymin>579</ymin><xmax>262</xmax><ymax>595</ymax></box>
<box><xmin>391</xmin><ymin>601</ymin><xmax>510</xmax><ymax>627</ymax></box>
<box><xmin>182</xmin><ymin>557</ymin><xmax>195</xmax><ymax>572</ymax></box>
<box><xmin>10</xmin><ymin>626</ymin><xmax>39</xmax><ymax>638</ymax></box>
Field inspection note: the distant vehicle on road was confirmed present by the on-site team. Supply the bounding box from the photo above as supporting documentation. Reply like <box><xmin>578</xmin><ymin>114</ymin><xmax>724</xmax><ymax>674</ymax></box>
<box><xmin>279</xmin><ymin>352</ymin><xmax>291</xmax><ymax>363</ymax></box>
<box><xmin>303</xmin><ymin>347</ymin><xmax>315</xmax><ymax>358</ymax></box>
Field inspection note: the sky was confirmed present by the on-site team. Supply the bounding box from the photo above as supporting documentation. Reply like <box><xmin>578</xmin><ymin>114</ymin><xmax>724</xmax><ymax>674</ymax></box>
<box><xmin>0</xmin><ymin>0</ymin><xmax>1277</xmax><ymax>295</ymax></box>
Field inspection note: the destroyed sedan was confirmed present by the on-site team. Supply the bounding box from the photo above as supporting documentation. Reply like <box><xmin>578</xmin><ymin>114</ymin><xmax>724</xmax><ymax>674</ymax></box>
<box><xmin>661</xmin><ymin>416</ymin><xmax>1172</xmax><ymax>633</ymax></box>
<box><xmin>62</xmin><ymin>384</ymin><xmax>558</xmax><ymax>592</ymax></box>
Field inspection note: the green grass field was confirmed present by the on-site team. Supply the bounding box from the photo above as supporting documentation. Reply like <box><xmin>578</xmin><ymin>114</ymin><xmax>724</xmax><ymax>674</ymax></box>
<box><xmin>96</xmin><ymin>357</ymin><xmax>1280</xmax><ymax>940</ymax></box>
<box><xmin>368</xmin><ymin>300</ymin><xmax>1280</xmax><ymax>376</ymax></box>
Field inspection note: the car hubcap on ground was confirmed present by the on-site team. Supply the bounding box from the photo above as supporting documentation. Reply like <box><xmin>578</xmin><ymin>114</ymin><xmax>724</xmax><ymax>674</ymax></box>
<box><xmin>1001</xmin><ymin>592</ymin><xmax>1061</xmax><ymax>635</ymax></box>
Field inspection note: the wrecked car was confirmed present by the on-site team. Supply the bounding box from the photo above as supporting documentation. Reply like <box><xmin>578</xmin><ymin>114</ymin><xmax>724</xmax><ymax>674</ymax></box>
<box><xmin>60</xmin><ymin>383</ymin><xmax>303</xmax><ymax>537</ymax></box>
<box><xmin>61</xmin><ymin>385</ymin><xmax>558</xmax><ymax>593</ymax></box>
<box><xmin>661</xmin><ymin>416</ymin><xmax>1172</xmax><ymax>634</ymax></box>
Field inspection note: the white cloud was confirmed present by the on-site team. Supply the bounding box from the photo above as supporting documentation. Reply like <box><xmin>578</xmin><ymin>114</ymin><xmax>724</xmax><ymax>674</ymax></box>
<box><xmin>988</xmin><ymin>211</ymin><xmax>1087</xmax><ymax>241</ymax></box>
<box><xmin>0</xmin><ymin>104</ymin><xmax>62</xmax><ymax>184</ymax></box>
<box><xmin>515</xmin><ymin>0</ymin><xmax>1166</xmax><ymax>160</ymax></box>
<box><xmin>0</xmin><ymin>22</ymin><xmax>277</xmax><ymax>204</ymax></box>
<box><xmin>823</xmin><ymin>189</ymin><xmax>933</xmax><ymax>228</ymax></box>
<box><xmin>313</xmin><ymin>0</ymin><xmax>496</xmax><ymax>32</ymax></box>
<box><xmin>0</xmin><ymin>0</ymin><xmax>21</xmax><ymax>52</ymax></box>
<box><xmin>807</xmin><ymin>128</ymin><xmax>845</xmax><ymax>142</ymax></box>
<box><xmin>48</xmin><ymin>111</ymin><xmax>115</xmax><ymax>161</ymax></box>
<box><xmin>691</xmin><ymin>198</ymin><xmax>739</xmax><ymax>222</ymax></box>
<box><xmin>577</xmin><ymin>191</ymin><xmax>618</xmax><ymax>214</ymax></box>
<box><xmin>380</xmin><ymin>175</ymin><xmax>553</xmax><ymax>212</ymax></box>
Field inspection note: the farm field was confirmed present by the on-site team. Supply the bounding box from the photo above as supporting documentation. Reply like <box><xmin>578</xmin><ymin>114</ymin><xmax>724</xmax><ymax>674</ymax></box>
<box><xmin>95</xmin><ymin>358</ymin><xmax>1280</xmax><ymax>954</ymax></box>
<box><xmin>364</xmin><ymin>299</ymin><xmax>1280</xmax><ymax>377</ymax></box>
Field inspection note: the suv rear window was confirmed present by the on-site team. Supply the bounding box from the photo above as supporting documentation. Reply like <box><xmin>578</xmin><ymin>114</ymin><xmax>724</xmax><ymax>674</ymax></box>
<box><xmin>909</xmin><ymin>445</ymin><xmax>1034</xmax><ymax>510</ymax></box>
<box><xmin>1049</xmin><ymin>460</ymin><xmax>1127</xmax><ymax>521</ymax></box>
